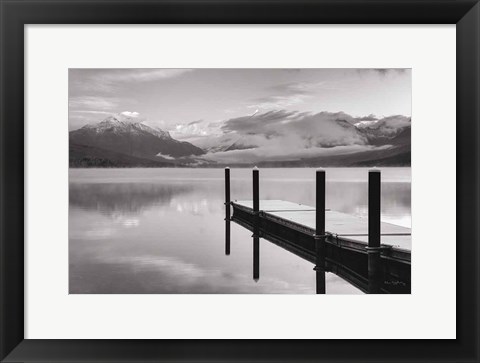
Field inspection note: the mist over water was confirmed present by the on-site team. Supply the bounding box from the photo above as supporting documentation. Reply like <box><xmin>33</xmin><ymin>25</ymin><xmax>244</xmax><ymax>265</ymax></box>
<box><xmin>69</xmin><ymin>167</ymin><xmax>411</xmax><ymax>294</ymax></box>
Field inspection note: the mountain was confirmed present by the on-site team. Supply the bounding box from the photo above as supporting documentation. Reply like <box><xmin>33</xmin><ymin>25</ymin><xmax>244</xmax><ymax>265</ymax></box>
<box><xmin>177</xmin><ymin>112</ymin><xmax>411</xmax><ymax>168</ymax></box>
<box><xmin>69</xmin><ymin>116</ymin><xmax>205</xmax><ymax>164</ymax></box>
<box><xmin>189</xmin><ymin>115</ymin><xmax>369</xmax><ymax>153</ymax></box>
<box><xmin>313</xmin><ymin>118</ymin><xmax>368</xmax><ymax>148</ymax></box>
<box><xmin>69</xmin><ymin>112</ymin><xmax>411</xmax><ymax>168</ymax></box>
<box><xmin>355</xmin><ymin>115</ymin><xmax>411</xmax><ymax>146</ymax></box>
<box><xmin>387</xmin><ymin>126</ymin><xmax>411</xmax><ymax>146</ymax></box>
<box><xmin>184</xmin><ymin>114</ymin><xmax>410</xmax><ymax>168</ymax></box>
<box><xmin>273</xmin><ymin>120</ymin><xmax>411</xmax><ymax>167</ymax></box>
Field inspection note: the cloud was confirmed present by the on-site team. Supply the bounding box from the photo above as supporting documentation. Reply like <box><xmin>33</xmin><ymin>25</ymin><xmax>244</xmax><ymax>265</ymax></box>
<box><xmin>171</xmin><ymin>119</ymin><xmax>223</xmax><ymax>140</ymax></box>
<box><xmin>190</xmin><ymin>109</ymin><xmax>410</xmax><ymax>164</ymax></box>
<box><xmin>97</xmin><ymin>69</ymin><xmax>193</xmax><ymax>83</ymax></box>
<box><xmin>69</xmin><ymin>69</ymin><xmax>193</xmax><ymax>94</ymax></box>
<box><xmin>114</xmin><ymin>111</ymin><xmax>146</xmax><ymax>123</ymax></box>
<box><xmin>268</xmin><ymin>82</ymin><xmax>315</xmax><ymax>96</ymax></box>
<box><xmin>120</xmin><ymin>111</ymin><xmax>140</xmax><ymax>118</ymax></box>
<box><xmin>203</xmin><ymin>144</ymin><xmax>387</xmax><ymax>164</ymax></box>
<box><xmin>248</xmin><ymin>81</ymin><xmax>334</xmax><ymax>110</ymax></box>
<box><xmin>70</xmin><ymin>110</ymin><xmax>113</xmax><ymax>115</ymax></box>
<box><xmin>356</xmin><ymin>114</ymin><xmax>378</xmax><ymax>121</ymax></box>
<box><xmin>192</xmin><ymin>110</ymin><xmax>382</xmax><ymax>163</ymax></box>
<box><xmin>221</xmin><ymin>110</ymin><xmax>285</xmax><ymax>135</ymax></box>
<box><xmin>69</xmin><ymin>96</ymin><xmax>119</xmax><ymax>110</ymax></box>
<box><xmin>69</xmin><ymin>93</ymin><xmax>146</xmax><ymax>127</ymax></box>
<box><xmin>250</xmin><ymin>94</ymin><xmax>308</xmax><ymax>109</ymax></box>
<box><xmin>249</xmin><ymin>82</ymin><xmax>312</xmax><ymax>109</ymax></box>
<box><xmin>357</xmin><ymin>69</ymin><xmax>409</xmax><ymax>77</ymax></box>
<box><xmin>221</xmin><ymin>110</ymin><xmax>365</xmax><ymax>146</ymax></box>
<box><xmin>69</xmin><ymin>96</ymin><xmax>120</xmax><ymax>129</ymax></box>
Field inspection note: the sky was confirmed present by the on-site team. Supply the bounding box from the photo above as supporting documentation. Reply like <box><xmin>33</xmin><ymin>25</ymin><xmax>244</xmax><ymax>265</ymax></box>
<box><xmin>69</xmin><ymin>68</ymin><xmax>411</xmax><ymax>133</ymax></box>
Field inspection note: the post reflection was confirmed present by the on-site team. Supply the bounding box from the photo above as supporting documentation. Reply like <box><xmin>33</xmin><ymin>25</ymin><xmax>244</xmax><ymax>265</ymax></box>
<box><xmin>225</xmin><ymin>219</ymin><xmax>231</xmax><ymax>255</ymax></box>
<box><xmin>253</xmin><ymin>235</ymin><xmax>259</xmax><ymax>282</ymax></box>
<box><xmin>315</xmin><ymin>268</ymin><xmax>326</xmax><ymax>294</ymax></box>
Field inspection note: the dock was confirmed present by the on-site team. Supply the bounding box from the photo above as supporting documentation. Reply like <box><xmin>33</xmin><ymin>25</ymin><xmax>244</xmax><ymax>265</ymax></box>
<box><xmin>224</xmin><ymin>168</ymin><xmax>411</xmax><ymax>294</ymax></box>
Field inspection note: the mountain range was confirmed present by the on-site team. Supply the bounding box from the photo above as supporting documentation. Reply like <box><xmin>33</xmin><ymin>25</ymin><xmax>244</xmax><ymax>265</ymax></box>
<box><xmin>69</xmin><ymin>113</ymin><xmax>411</xmax><ymax>168</ymax></box>
<box><xmin>69</xmin><ymin>116</ymin><xmax>204</xmax><ymax>167</ymax></box>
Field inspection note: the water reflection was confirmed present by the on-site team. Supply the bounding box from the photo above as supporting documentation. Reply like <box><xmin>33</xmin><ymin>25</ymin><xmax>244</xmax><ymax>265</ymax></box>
<box><xmin>69</xmin><ymin>167</ymin><xmax>410</xmax><ymax>294</ymax></box>
<box><xmin>70</xmin><ymin>183</ymin><xmax>194</xmax><ymax>216</ymax></box>
<box><xmin>225</xmin><ymin>219</ymin><xmax>231</xmax><ymax>256</ymax></box>
<box><xmin>253</xmin><ymin>235</ymin><xmax>260</xmax><ymax>282</ymax></box>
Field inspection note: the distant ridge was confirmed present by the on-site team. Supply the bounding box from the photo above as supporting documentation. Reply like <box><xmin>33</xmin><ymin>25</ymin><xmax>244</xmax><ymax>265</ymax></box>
<box><xmin>69</xmin><ymin>116</ymin><xmax>204</xmax><ymax>167</ymax></box>
<box><xmin>69</xmin><ymin>113</ymin><xmax>411</xmax><ymax>168</ymax></box>
<box><xmin>69</xmin><ymin>143</ymin><xmax>175</xmax><ymax>168</ymax></box>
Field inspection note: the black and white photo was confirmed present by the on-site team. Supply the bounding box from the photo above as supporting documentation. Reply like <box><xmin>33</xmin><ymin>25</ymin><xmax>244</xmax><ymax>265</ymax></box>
<box><xmin>69</xmin><ymin>68</ymin><xmax>411</xmax><ymax>294</ymax></box>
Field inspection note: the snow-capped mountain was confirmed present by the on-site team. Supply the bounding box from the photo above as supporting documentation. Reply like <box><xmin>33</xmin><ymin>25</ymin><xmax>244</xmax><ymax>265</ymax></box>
<box><xmin>354</xmin><ymin>115</ymin><xmax>411</xmax><ymax>145</ymax></box>
<box><xmin>69</xmin><ymin>116</ymin><xmax>205</xmax><ymax>162</ymax></box>
<box><xmin>69</xmin><ymin>112</ymin><xmax>411</xmax><ymax>168</ymax></box>
<box><xmin>182</xmin><ymin>111</ymin><xmax>410</xmax><ymax>167</ymax></box>
<box><xmin>82</xmin><ymin>116</ymin><xmax>172</xmax><ymax>139</ymax></box>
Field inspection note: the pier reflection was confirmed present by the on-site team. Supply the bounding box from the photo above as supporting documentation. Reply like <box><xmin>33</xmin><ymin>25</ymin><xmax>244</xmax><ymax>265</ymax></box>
<box><xmin>226</xmin><ymin>225</ymin><xmax>325</xmax><ymax>290</ymax></box>
<box><xmin>224</xmin><ymin>208</ymin><xmax>261</xmax><ymax>283</ymax></box>
<box><xmin>253</xmin><ymin>235</ymin><xmax>259</xmax><ymax>282</ymax></box>
<box><xmin>225</xmin><ymin>219</ymin><xmax>230</xmax><ymax>255</ymax></box>
<box><xmin>315</xmin><ymin>268</ymin><xmax>325</xmax><ymax>294</ymax></box>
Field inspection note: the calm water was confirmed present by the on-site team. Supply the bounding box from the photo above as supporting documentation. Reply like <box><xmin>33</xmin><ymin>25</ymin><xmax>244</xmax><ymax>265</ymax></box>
<box><xmin>69</xmin><ymin>167</ymin><xmax>411</xmax><ymax>294</ymax></box>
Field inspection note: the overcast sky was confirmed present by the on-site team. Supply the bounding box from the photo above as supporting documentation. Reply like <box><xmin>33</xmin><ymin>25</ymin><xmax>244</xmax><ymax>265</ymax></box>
<box><xmin>69</xmin><ymin>68</ymin><xmax>411</xmax><ymax>137</ymax></box>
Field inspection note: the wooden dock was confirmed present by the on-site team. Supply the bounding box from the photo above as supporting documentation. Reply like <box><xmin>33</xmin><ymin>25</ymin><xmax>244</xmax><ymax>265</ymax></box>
<box><xmin>224</xmin><ymin>168</ymin><xmax>411</xmax><ymax>294</ymax></box>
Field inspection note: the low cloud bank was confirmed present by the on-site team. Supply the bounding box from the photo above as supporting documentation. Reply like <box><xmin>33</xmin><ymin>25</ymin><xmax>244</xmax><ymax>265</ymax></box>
<box><xmin>188</xmin><ymin>110</ymin><xmax>410</xmax><ymax>164</ymax></box>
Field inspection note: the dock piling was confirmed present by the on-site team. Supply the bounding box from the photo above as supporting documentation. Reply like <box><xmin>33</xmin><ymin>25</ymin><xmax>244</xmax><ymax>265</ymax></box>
<box><xmin>367</xmin><ymin>168</ymin><xmax>382</xmax><ymax>293</ymax></box>
<box><xmin>253</xmin><ymin>167</ymin><xmax>260</xmax><ymax>281</ymax></box>
<box><xmin>225</xmin><ymin>167</ymin><xmax>231</xmax><ymax>255</ymax></box>
<box><xmin>253</xmin><ymin>167</ymin><xmax>259</xmax><ymax>215</ymax></box>
<box><xmin>314</xmin><ymin>169</ymin><xmax>326</xmax><ymax>294</ymax></box>
<box><xmin>225</xmin><ymin>167</ymin><xmax>230</xmax><ymax>220</ymax></box>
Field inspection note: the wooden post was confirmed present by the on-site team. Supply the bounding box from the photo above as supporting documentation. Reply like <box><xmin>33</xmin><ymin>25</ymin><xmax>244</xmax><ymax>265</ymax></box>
<box><xmin>253</xmin><ymin>167</ymin><xmax>260</xmax><ymax>281</ymax></box>
<box><xmin>225</xmin><ymin>167</ymin><xmax>230</xmax><ymax>220</ymax></box>
<box><xmin>253</xmin><ymin>167</ymin><xmax>259</xmax><ymax>216</ymax></box>
<box><xmin>368</xmin><ymin>168</ymin><xmax>382</xmax><ymax>293</ymax></box>
<box><xmin>314</xmin><ymin>168</ymin><xmax>326</xmax><ymax>294</ymax></box>
<box><xmin>225</xmin><ymin>167</ymin><xmax>231</xmax><ymax>255</ymax></box>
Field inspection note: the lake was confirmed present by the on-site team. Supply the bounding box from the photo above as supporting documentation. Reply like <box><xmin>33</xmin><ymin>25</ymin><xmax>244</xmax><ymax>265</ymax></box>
<box><xmin>69</xmin><ymin>167</ymin><xmax>411</xmax><ymax>294</ymax></box>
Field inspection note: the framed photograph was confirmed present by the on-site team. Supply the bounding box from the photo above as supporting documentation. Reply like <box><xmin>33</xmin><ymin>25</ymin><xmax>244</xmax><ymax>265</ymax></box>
<box><xmin>1</xmin><ymin>0</ymin><xmax>478</xmax><ymax>362</ymax></box>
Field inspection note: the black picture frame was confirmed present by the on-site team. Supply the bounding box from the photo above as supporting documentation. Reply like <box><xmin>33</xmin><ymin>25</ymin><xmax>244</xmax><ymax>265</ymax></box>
<box><xmin>1</xmin><ymin>0</ymin><xmax>479</xmax><ymax>362</ymax></box>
